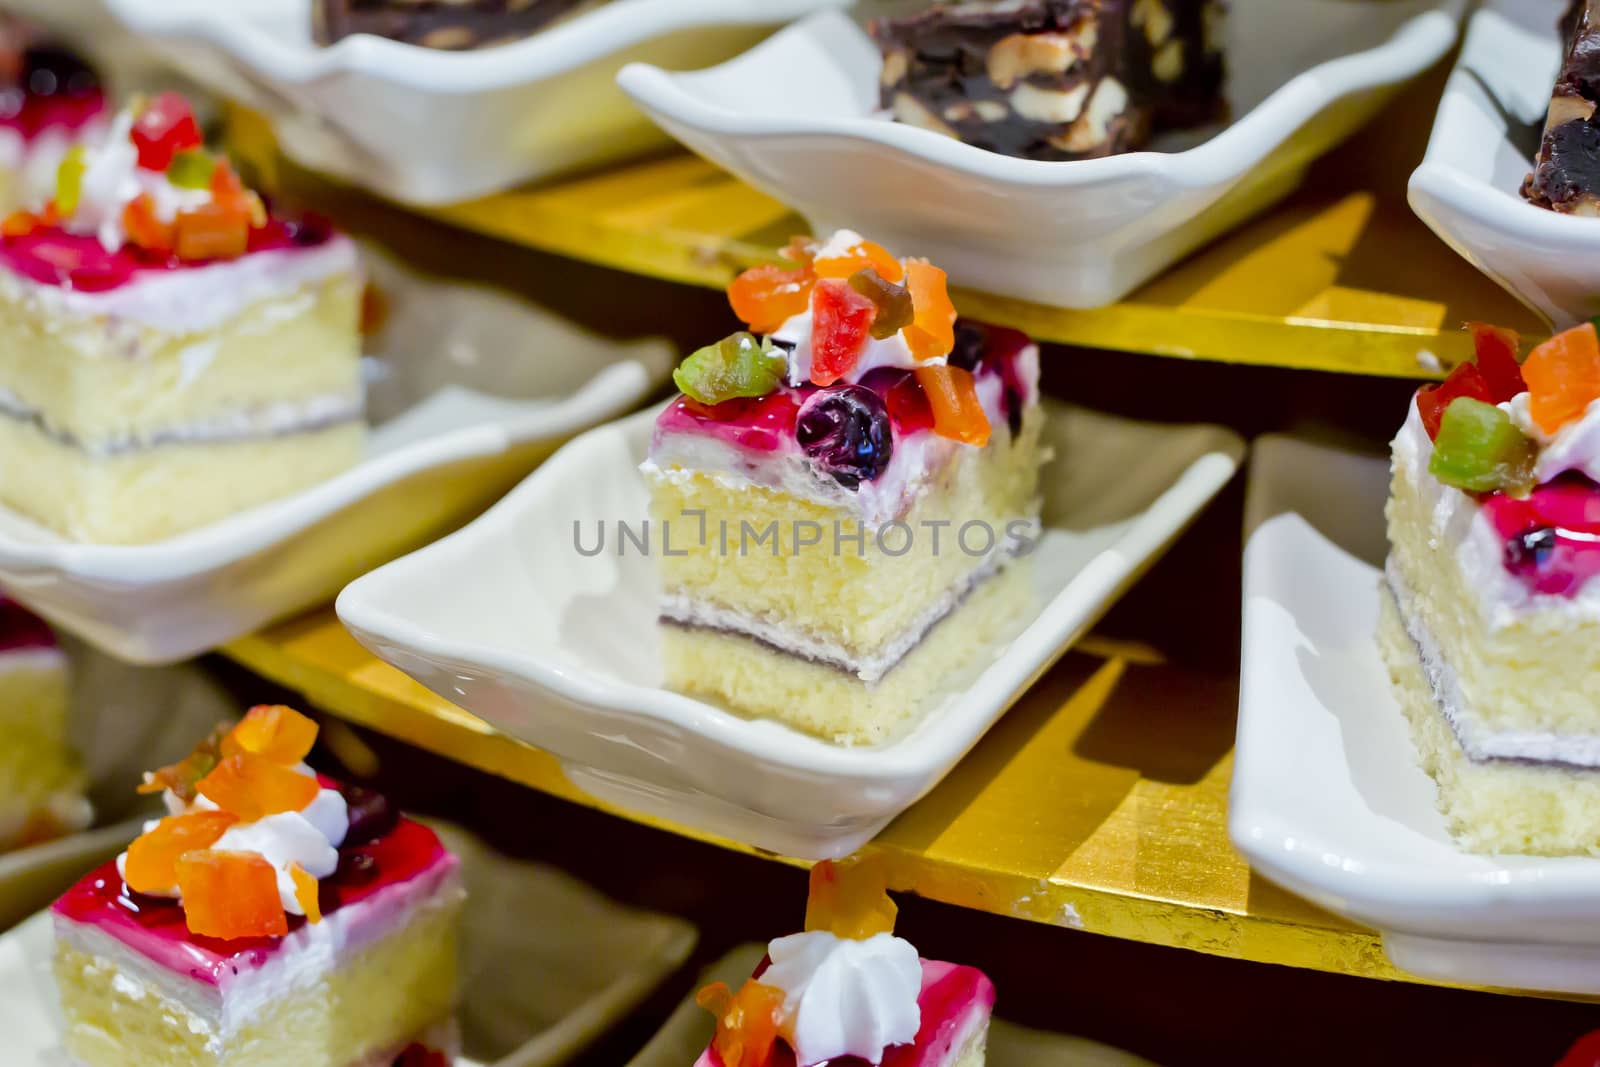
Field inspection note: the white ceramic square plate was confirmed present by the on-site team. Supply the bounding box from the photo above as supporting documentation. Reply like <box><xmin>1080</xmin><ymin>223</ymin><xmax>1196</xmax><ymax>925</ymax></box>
<box><xmin>1233</xmin><ymin>435</ymin><xmax>1600</xmax><ymax>996</ymax></box>
<box><xmin>338</xmin><ymin>400</ymin><xmax>1244</xmax><ymax>859</ymax></box>
<box><xmin>628</xmin><ymin>943</ymin><xmax>1161</xmax><ymax>1067</ymax></box>
<box><xmin>1407</xmin><ymin>0</ymin><xmax>1597</xmax><ymax>329</ymax></box>
<box><xmin>0</xmin><ymin>249</ymin><xmax>674</xmax><ymax>666</ymax></box>
<box><xmin>617</xmin><ymin>1</ymin><xmax>1463</xmax><ymax>311</ymax></box>
<box><xmin>92</xmin><ymin>0</ymin><xmax>849</xmax><ymax>206</ymax></box>
<box><xmin>0</xmin><ymin>821</ymin><xmax>696</xmax><ymax>1067</ymax></box>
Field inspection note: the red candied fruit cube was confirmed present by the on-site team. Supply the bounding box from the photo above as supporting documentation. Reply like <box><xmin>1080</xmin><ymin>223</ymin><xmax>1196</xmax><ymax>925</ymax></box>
<box><xmin>1557</xmin><ymin>1030</ymin><xmax>1600</xmax><ymax>1067</ymax></box>
<box><xmin>882</xmin><ymin>371</ymin><xmax>934</xmax><ymax>435</ymax></box>
<box><xmin>132</xmin><ymin>91</ymin><xmax>203</xmax><ymax>172</ymax></box>
<box><xmin>810</xmin><ymin>278</ymin><xmax>876</xmax><ymax>387</ymax></box>
<box><xmin>1469</xmin><ymin>322</ymin><xmax>1525</xmax><ymax>402</ymax></box>
<box><xmin>1416</xmin><ymin>362</ymin><xmax>1493</xmax><ymax>441</ymax></box>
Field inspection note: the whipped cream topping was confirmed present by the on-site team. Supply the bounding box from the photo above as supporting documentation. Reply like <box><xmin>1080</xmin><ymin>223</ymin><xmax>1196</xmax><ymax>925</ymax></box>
<box><xmin>1505</xmin><ymin>392</ymin><xmax>1600</xmax><ymax>486</ymax></box>
<box><xmin>61</xmin><ymin>106</ymin><xmax>214</xmax><ymax>253</ymax></box>
<box><xmin>119</xmin><ymin>767</ymin><xmax>349</xmax><ymax>918</ymax></box>
<box><xmin>762</xmin><ymin>931</ymin><xmax>923</xmax><ymax>1066</ymax></box>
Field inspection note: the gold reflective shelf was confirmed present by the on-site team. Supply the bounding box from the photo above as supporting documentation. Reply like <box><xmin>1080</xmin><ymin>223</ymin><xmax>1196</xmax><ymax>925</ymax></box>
<box><xmin>227</xmin><ymin>79</ymin><xmax>1544</xmax><ymax>381</ymax></box>
<box><xmin>226</xmin><ymin>612</ymin><xmax>1439</xmax><ymax>992</ymax></box>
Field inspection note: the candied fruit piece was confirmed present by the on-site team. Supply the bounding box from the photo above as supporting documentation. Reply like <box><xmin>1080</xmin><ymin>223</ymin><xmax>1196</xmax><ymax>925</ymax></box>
<box><xmin>122</xmin><ymin>193</ymin><xmax>176</xmax><ymax>255</ymax></box>
<box><xmin>805</xmin><ymin>855</ymin><xmax>898</xmax><ymax>940</ymax></box>
<box><xmin>209</xmin><ymin>160</ymin><xmax>268</xmax><ymax>229</ymax></box>
<box><xmin>132</xmin><ymin>91</ymin><xmax>202</xmax><ymax>172</ymax></box>
<box><xmin>55</xmin><ymin>146</ymin><xmax>85</xmax><ymax>218</ymax></box>
<box><xmin>223</xmin><ymin>705</ymin><xmax>319</xmax><ymax>765</ymax></box>
<box><xmin>915</xmin><ymin>364</ymin><xmax>991</xmax><ymax>447</ymax></box>
<box><xmin>814</xmin><ymin>238</ymin><xmax>904</xmax><ymax>284</ymax></box>
<box><xmin>729</xmin><ymin>263</ymin><xmax>814</xmax><ymax>334</ymax></box>
<box><xmin>1416</xmin><ymin>361</ymin><xmax>1493</xmax><ymax>441</ymax></box>
<box><xmin>290</xmin><ymin>863</ymin><xmax>323</xmax><ymax>924</ymax></box>
<box><xmin>139</xmin><ymin>723</ymin><xmax>232</xmax><ymax>803</ymax></box>
<box><xmin>697</xmin><ymin>979</ymin><xmax>787</xmax><ymax>1067</ymax></box>
<box><xmin>1469</xmin><ymin>322</ymin><xmax>1525</xmax><ymax>402</ymax></box>
<box><xmin>1429</xmin><ymin>397</ymin><xmax>1537</xmax><ymax>495</ymax></box>
<box><xmin>175</xmin><ymin>203</ymin><xmax>250</xmax><ymax>262</ymax></box>
<box><xmin>780</xmin><ymin>235</ymin><xmax>819</xmax><ymax>266</ymax></box>
<box><xmin>902</xmin><ymin>260</ymin><xmax>957</xmax><ymax>363</ymax></box>
<box><xmin>1</xmin><ymin>210</ymin><xmax>41</xmax><ymax>238</ymax></box>
<box><xmin>1558</xmin><ymin>1029</ymin><xmax>1600</xmax><ymax>1067</ymax></box>
<box><xmin>848</xmin><ymin>268</ymin><xmax>914</xmax><ymax>340</ymax></box>
<box><xmin>674</xmin><ymin>332</ymin><xmax>788</xmax><ymax>406</ymax></box>
<box><xmin>176</xmin><ymin>850</ymin><xmax>288</xmax><ymax>940</ymax></box>
<box><xmin>1523</xmin><ymin>323</ymin><xmax>1600</xmax><ymax>434</ymax></box>
<box><xmin>123</xmin><ymin>811</ymin><xmax>238</xmax><ymax>896</ymax></box>
<box><xmin>197</xmin><ymin>751</ymin><xmax>321</xmax><ymax>821</ymax></box>
<box><xmin>810</xmin><ymin>279</ymin><xmax>877</xmax><ymax>387</ymax></box>
<box><xmin>166</xmin><ymin>148</ymin><xmax>215</xmax><ymax>190</ymax></box>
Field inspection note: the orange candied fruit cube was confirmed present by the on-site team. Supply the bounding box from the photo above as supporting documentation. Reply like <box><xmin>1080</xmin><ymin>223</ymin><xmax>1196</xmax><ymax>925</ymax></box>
<box><xmin>1523</xmin><ymin>322</ymin><xmax>1600</xmax><ymax>435</ymax></box>
<box><xmin>124</xmin><ymin>810</ymin><xmax>238</xmax><ymax>895</ymax></box>
<box><xmin>174</xmin><ymin>202</ymin><xmax>250</xmax><ymax>262</ymax></box>
<box><xmin>813</xmin><ymin>238</ymin><xmax>905</xmax><ymax>284</ymax></box>
<box><xmin>222</xmin><ymin>705</ymin><xmax>319</xmax><ymax>766</ymax></box>
<box><xmin>290</xmin><ymin>863</ymin><xmax>322</xmax><ymax>924</ymax></box>
<box><xmin>1</xmin><ymin>210</ymin><xmax>41</xmax><ymax>237</ymax></box>
<box><xmin>902</xmin><ymin>259</ymin><xmax>957</xmax><ymax>362</ymax></box>
<box><xmin>197</xmin><ymin>751</ymin><xmax>320</xmax><ymax>822</ymax></box>
<box><xmin>176</xmin><ymin>850</ymin><xmax>287</xmax><ymax>940</ymax></box>
<box><xmin>122</xmin><ymin>193</ymin><xmax>175</xmax><ymax>255</ymax></box>
<box><xmin>915</xmin><ymin>365</ymin><xmax>991</xmax><ymax>447</ymax></box>
<box><xmin>729</xmin><ymin>262</ymin><xmax>815</xmax><ymax>335</ymax></box>
<box><xmin>697</xmin><ymin>979</ymin><xmax>787</xmax><ymax>1067</ymax></box>
<box><xmin>805</xmin><ymin>855</ymin><xmax>898</xmax><ymax>940</ymax></box>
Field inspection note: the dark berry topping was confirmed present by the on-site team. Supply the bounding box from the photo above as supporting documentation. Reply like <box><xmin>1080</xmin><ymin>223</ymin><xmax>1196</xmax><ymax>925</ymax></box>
<box><xmin>1505</xmin><ymin>528</ymin><xmax>1559</xmax><ymax>575</ymax></box>
<box><xmin>21</xmin><ymin>45</ymin><xmax>98</xmax><ymax>98</ymax></box>
<box><xmin>335</xmin><ymin>850</ymin><xmax>379</xmax><ymax>885</ymax></box>
<box><xmin>949</xmin><ymin>320</ymin><xmax>988</xmax><ymax>372</ymax></box>
<box><xmin>339</xmin><ymin>784</ymin><xmax>398</xmax><ymax>846</ymax></box>
<box><xmin>1005</xmin><ymin>388</ymin><xmax>1024</xmax><ymax>439</ymax></box>
<box><xmin>796</xmin><ymin>384</ymin><xmax>894</xmax><ymax>490</ymax></box>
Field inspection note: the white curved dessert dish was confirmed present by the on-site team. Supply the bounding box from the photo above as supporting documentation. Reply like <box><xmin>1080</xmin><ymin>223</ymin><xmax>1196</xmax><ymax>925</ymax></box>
<box><xmin>618</xmin><ymin>0</ymin><xmax>1463</xmax><ymax>310</ymax></box>
<box><xmin>100</xmin><ymin>0</ymin><xmax>851</xmax><ymax>206</ymax></box>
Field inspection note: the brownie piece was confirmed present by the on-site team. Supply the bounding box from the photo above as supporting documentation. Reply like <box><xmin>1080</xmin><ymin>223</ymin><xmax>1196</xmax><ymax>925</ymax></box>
<box><xmin>313</xmin><ymin>0</ymin><xmax>599</xmax><ymax>50</ymax></box>
<box><xmin>1526</xmin><ymin>0</ymin><xmax>1600</xmax><ymax>214</ymax></box>
<box><xmin>871</xmin><ymin>0</ymin><xmax>1225</xmax><ymax>161</ymax></box>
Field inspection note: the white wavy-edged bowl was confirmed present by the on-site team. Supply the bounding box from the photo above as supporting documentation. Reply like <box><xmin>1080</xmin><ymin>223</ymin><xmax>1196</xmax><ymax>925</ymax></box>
<box><xmin>337</xmin><ymin>400</ymin><xmax>1243</xmax><ymax>860</ymax></box>
<box><xmin>618</xmin><ymin>1</ymin><xmax>1464</xmax><ymax>311</ymax></box>
<box><xmin>95</xmin><ymin>0</ymin><xmax>851</xmax><ymax>206</ymax></box>
<box><xmin>1406</xmin><ymin>0</ymin><xmax>1595</xmax><ymax>329</ymax></box>
<box><xmin>1234</xmin><ymin>435</ymin><xmax>1600</xmax><ymax>996</ymax></box>
<box><xmin>0</xmin><ymin>249</ymin><xmax>675</xmax><ymax>666</ymax></box>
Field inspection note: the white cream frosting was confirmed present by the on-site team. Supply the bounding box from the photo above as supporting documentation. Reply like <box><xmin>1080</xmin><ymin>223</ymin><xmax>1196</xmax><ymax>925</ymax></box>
<box><xmin>762</xmin><ymin>931</ymin><xmax>922</xmax><ymax>1066</ymax></box>
<box><xmin>119</xmin><ymin>766</ymin><xmax>349</xmax><ymax>918</ymax></box>
<box><xmin>1505</xmin><ymin>391</ymin><xmax>1600</xmax><ymax>486</ymax></box>
<box><xmin>1392</xmin><ymin>398</ymin><xmax>1600</xmax><ymax>627</ymax></box>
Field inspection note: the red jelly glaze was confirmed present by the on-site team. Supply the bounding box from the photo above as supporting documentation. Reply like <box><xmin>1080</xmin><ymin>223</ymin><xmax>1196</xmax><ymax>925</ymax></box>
<box><xmin>0</xmin><ymin>216</ymin><xmax>336</xmax><ymax>292</ymax></box>
<box><xmin>0</xmin><ymin>84</ymin><xmax>103</xmax><ymax>140</ymax></box>
<box><xmin>52</xmin><ymin>818</ymin><xmax>448</xmax><ymax>985</ymax></box>
<box><xmin>0</xmin><ymin>597</ymin><xmax>55</xmax><ymax>653</ymax></box>
<box><xmin>703</xmin><ymin>958</ymin><xmax>996</xmax><ymax>1067</ymax></box>
<box><xmin>1484</xmin><ymin>478</ymin><xmax>1600</xmax><ymax>597</ymax></box>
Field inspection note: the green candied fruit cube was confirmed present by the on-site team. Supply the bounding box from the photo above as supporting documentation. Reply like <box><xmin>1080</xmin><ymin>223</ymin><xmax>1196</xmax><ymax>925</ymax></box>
<box><xmin>672</xmin><ymin>331</ymin><xmax>787</xmax><ymax>406</ymax></box>
<box><xmin>1429</xmin><ymin>397</ymin><xmax>1537</xmax><ymax>494</ymax></box>
<box><xmin>166</xmin><ymin>149</ymin><xmax>216</xmax><ymax>190</ymax></box>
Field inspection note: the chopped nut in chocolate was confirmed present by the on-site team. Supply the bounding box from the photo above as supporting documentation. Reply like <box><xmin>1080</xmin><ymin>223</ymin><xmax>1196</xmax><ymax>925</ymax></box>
<box><xmin>1525</xmin><ymin>0</ymin><xmax>1600</xmax><ymax>215</ymax></box>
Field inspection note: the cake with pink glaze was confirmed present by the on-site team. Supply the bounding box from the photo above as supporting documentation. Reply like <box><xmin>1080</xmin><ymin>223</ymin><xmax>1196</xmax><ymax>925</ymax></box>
<box><xmin>694</xmin><ymin>859</ymin><xmax>994</xmax><ymax>1067</ymax></box>
<box><xmin>0</xmin><ymin>594</ymin><xmax>89</xmax><ymax>850</ymax></box>
<box><xmin>641</xmin><ymin>231</ymin><xmax>1045</xmax><ymax>744</ymax></box>
<box><xmin>0</xmin><ymin>90</ymin><xmax>362</xmax><ymax>543</ymax></box>
<box><xmin>1382</xmin><ymin>320</ymin><xmax>1600</xmax><ymax>854</ymax></box>
<box><xmin>0</xmin><ymin>34</ymin><xmax>107</xmax><ymax>213</ymax></box>
<box><xmin>51</xmin><ymin>706</ymin><xmax>462</xmax><ymax>1067</ymax></box>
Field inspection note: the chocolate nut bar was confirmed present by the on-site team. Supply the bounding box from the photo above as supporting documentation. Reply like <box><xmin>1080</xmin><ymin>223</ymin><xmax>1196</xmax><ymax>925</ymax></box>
<box><xmin>313</xmin><ymin>0</ymin><xmax>599</xmax><ymax>50</ymax></box>
<box><xmin>1525</xmin><ymin>0</ymin><xmax>1600</xmax><ymax>214</ymax></box>
<box><xmin>871</xmin><ymin>0</ymin><xmax>1226</xmax><ymax>162</ymax></box>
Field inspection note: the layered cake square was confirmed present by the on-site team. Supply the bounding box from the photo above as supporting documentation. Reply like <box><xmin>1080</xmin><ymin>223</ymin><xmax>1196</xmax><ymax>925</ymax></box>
<box><xmin>0</xmin><ymin>91</ymin><xmax>363</xmax><ymax>543</ymax></box>
<box><xmin>1382</xmin><ymin>321</ymin><xmax>1600</xmax><ymax>854</ymax></box>
<box><xmin>52</xmin><ymin>705</ymin><xmax>463</xmax><ymax>1067</ymax></box>
<box><xmin>1525</xmin><ymin>1</ymin><xmax>1600</xmax><ymax>214</ymax></box>
<box><xmin>0</xmin><ymin>38</ymin><xmax>106</xmax><ymax>213</ymax></box>
<box><xmin>641</xmin><ymin>231</ymin><xmax>1045</xmax><ymax>744</ymax></box>
<box><xmin>694</xmin><ymin>859</ymin><xmax>994</xmax><ymax>1067</ymax></box>
<box><xmin>0</xmin><ymin>596</ymin><xmax>89</xmax><ymax>850</ymax></box>
<box><xmin>871</xmin><ymin>0</ymin><xmax>1225</xmax><ymax>161</ymax></box>
<box><xmin>314</xmin><ymin>0</ymin><xmax>600</xmax><ymax>49</ymax></box>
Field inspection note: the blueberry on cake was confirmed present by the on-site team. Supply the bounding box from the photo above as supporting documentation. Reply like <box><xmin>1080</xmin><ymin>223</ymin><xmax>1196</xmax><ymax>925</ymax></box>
<box><xmin>52</xmin><ymin>705</ymin><xmax>463</xmax><ymax>1067</ymax></box>
<box><xmin>1383</xmin><ymin>320</ymin><xmax>1600</xmax><ymax>854</ymax></box>
<box><xmin>641</xmin><ymin>232</ymin><xmax>1045</xmax><ymax>745</ymax></box>
<box><xmin>871</xmin><ymin>0</ymin><xmax>1225</xmax><ymax>161</ymax></box>
<box><xmin>694</xmin><ymin>859</ymin><xmax>994</xmax><ymax>1067</ymax></box>
<box><xmin>0</xmin><ymin>595</ymin><xmax>89</xmax><ymax>851</ymax></box>
<box><xmin>0</xmin><ymin>91</ymin><xmax>364</xmax><ymax>543</ymax></box>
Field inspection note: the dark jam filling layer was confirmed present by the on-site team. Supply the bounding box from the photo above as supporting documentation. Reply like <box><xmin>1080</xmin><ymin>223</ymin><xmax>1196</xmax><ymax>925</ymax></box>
<box><xmin>52</xmin><ymin>786</ymin><xmax>444</xmax><ymax>984</ymax></box>
<box><xmin>1484</xmin><ymin>473</ymin><xmax>1600</xmax><ymax>597</ymax></box>
<box><xmin>0</xmin><ymin>597</ymin><xmax>55</xmax><ymax>652</ymax></box>
<box><xmin>0</xmin><ymin>214</ymin><xmax>337</xmax><ymax>292</ymax></box>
